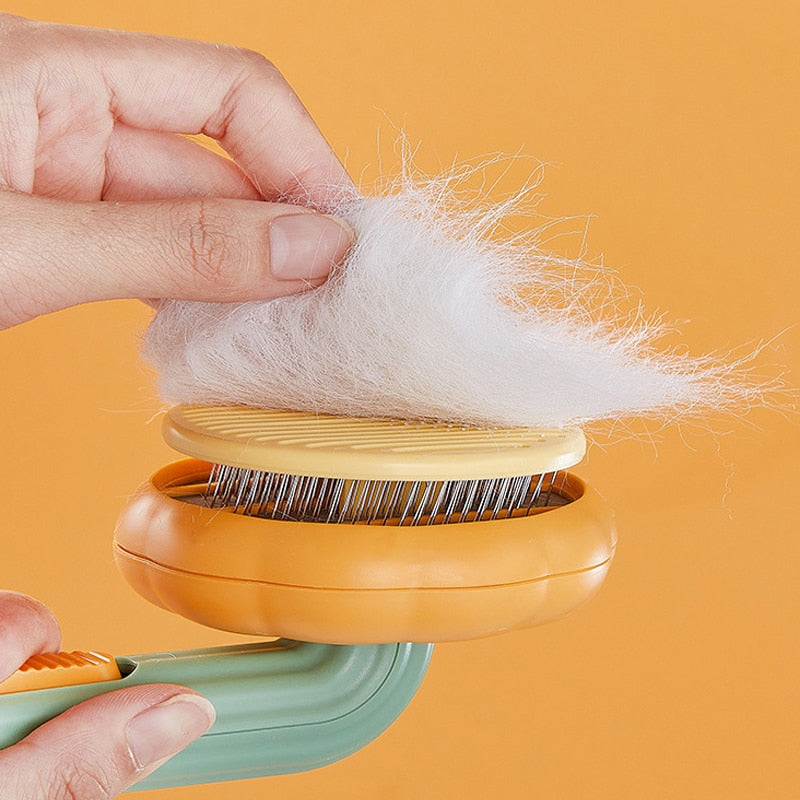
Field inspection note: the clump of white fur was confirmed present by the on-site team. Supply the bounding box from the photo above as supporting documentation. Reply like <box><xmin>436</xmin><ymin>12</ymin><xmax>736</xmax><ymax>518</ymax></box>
<box><xmin>143</xmin><ymin>162</ymin><xmax>760</xmax><ymax>429</ymax></box>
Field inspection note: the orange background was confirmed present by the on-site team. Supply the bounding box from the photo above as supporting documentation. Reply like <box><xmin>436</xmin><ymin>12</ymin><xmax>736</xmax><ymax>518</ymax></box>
<box><xmin>2</xmin><ymin>2</ymin><xmax>799</xmax><ymax>798</ymax></box>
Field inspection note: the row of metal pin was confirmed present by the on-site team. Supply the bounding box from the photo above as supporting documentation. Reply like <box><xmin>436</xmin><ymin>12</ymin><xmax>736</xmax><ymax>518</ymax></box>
<box><xmin>204</xmin><ymin>464</ymin><xmax>567</xmax><ymax>525</ymax></box>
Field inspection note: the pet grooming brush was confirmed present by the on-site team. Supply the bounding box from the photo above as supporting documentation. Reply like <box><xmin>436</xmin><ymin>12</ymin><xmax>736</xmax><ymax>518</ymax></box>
<box><xmin>0</xmin><ymin>404</ymin><xmax>615</xmax><ymax>791</ymax></box>
<box><xmin>114</xmin><ymin>405</ymin><xmax>616</xmax><ymax>644</ymax></box>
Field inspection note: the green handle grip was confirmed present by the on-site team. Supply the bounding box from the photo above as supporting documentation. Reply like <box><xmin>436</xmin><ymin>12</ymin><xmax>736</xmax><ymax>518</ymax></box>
<box><xmin>0</xmin><ymin>640</ymin><xmax>433</xmax><ymax>790</ymax></box>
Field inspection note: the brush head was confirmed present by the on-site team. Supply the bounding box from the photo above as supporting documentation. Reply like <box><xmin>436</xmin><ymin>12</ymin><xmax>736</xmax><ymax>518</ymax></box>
<box><xmin>162</xmin><ymin>405</ymin><xmax>587</xmax><ymax>480</ymax></box>
<box><xmin>163</xmin><ymin>405</ymin><xmax>588</xmax><ymax>525</ymax></box>
<box><xmin>113</xmin><ymin>405</ymin><xmax>614</xmax><ymax>643</ymax></box>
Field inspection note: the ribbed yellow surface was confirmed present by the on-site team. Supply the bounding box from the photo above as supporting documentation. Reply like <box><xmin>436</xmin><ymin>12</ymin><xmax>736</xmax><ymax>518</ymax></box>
<box><xmin>163</xmin><ymin>406</ymin><xmax>586</xmax><ymax>480</ymax></box>
<box><xmin>0</xmin><ymin>651</ymin><xmax>121</xmax><ymax>695</ymax></box>
<box><xmin>17</xmin><ymin>651</ymin><xmax>110</xmax><ymax>672</ymax></box>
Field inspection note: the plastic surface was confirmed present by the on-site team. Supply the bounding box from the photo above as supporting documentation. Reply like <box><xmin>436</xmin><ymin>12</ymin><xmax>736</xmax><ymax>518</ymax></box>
<box><xmin>0</xmin><ymin>651</ymin><xmax>121</xmax><ymax>695</ymax></box>
<box><xmin>163</xmin><ymin>405</ymin><xmax>587</xmax><ymax>479</ymax></box>
<box><xmin>0</xmin><ymin>640</ymin><xmax>432</xmax><ymax>790</ymax></box>
<box><xmin>114</xmin><ymin>460</ymin><xmax>617</xmax><ymax>643</ymax></box>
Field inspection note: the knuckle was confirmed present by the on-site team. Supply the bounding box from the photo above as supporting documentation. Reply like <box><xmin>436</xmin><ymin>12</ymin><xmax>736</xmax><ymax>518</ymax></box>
<box><xmin>0</xmin><ymin>11</ymin><xmax>28</xmax><ymax>40</ymax></box>
<box><xmin>170</xmin><ymin>200</ymin><xmax>239</xmax><ymax>291</ymax></box>
<box><xmin>52</xmin><ymin>759</ymin><xmax>115</xmax><ymax>800</ymax></box>
<box><xmin>235</xmin><ymin>46</ymin><xmax>279</xmax><ymax>78</ymax></box>
<box><xmin>0</xmin><ymin>743</ymin><xmax>118</xmax><ymax>800</ymax></box>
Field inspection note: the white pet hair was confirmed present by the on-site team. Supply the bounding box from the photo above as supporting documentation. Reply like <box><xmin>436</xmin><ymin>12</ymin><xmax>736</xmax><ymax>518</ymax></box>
<box><xmin>143</xmin><ymin>161</ymin><xmax>761</xmax><ymax>430</ymax></box>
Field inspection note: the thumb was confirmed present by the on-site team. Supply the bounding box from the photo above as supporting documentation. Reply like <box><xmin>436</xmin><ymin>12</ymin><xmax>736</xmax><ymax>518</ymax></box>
<box><xmin>0</xmin><ymin>684</ymin><xmax>215</xmax><ymax>799</ymax></box>
<box><xmin>0</xmin><ymin>189</ymin><xmax>354</xmax><ymax>328</ymax></box>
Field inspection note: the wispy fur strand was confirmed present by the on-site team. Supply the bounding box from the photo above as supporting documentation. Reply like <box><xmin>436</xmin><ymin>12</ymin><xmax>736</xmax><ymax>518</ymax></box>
<box><xmin>143</xmin><ymin>161</ymin><xmax>764</xmax><ymax>429</ymax></box>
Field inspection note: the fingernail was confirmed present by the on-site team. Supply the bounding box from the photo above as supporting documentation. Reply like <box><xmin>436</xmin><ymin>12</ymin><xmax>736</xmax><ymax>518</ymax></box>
<box><xmin>269</xmin><ymin>213</ymin><xmax>354</xmax><ymax>281</ymax></box>
<box><xmin>125</xmin><ymin>693</ymin><xmax>216</xmax><ymax>771</ymax></box>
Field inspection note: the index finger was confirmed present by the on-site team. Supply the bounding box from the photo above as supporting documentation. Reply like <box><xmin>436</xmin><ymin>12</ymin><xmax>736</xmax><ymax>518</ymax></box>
<box><xmin>37</xmin><ymin>20</ymin><xmax>352</xmax><ymax>206</ymax></box>
<box><xmin>0</xmin><ymin>592</ymin><xmax>61</xmax><ymax>681</ymax></box>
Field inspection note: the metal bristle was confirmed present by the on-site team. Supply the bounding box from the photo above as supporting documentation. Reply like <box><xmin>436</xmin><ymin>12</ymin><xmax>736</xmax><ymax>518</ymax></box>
<box><xmin>201</xmin><ymin>466</ymin><xmax>571</xmax><ymax>525</ymax></box>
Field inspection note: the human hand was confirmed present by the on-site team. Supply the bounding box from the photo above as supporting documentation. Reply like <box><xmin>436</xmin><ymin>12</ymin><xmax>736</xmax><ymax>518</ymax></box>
<box><xmin>0</xmin><ymin>591</ymin><xmax>216</xmax><ymax>798</ymax></box>
<box><xmin>0</xmin><ymin>13</ymin><xmax>355</xmax><ymax>329</ymax></box>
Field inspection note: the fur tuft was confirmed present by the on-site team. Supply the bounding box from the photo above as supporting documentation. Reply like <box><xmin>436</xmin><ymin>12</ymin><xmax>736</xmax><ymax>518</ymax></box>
<box><xmin>143</xmin><ymin>162</ymin><xmax>766</xmax><ymax>429</ymax></box>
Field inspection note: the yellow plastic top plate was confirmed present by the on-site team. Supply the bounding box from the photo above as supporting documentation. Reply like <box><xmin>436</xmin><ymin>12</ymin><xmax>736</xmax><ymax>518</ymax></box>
<box><xmin>163</xmin><ymin>406</ymin><xmax>586</xmax><ymax>481</ymax></box>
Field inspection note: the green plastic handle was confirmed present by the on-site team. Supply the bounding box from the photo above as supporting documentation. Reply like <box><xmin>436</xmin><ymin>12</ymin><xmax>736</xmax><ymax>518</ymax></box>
<box><xmin>0</xmin><ymin>640</ymin><xmax>432</xmax><ymax>790</ymax></box>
